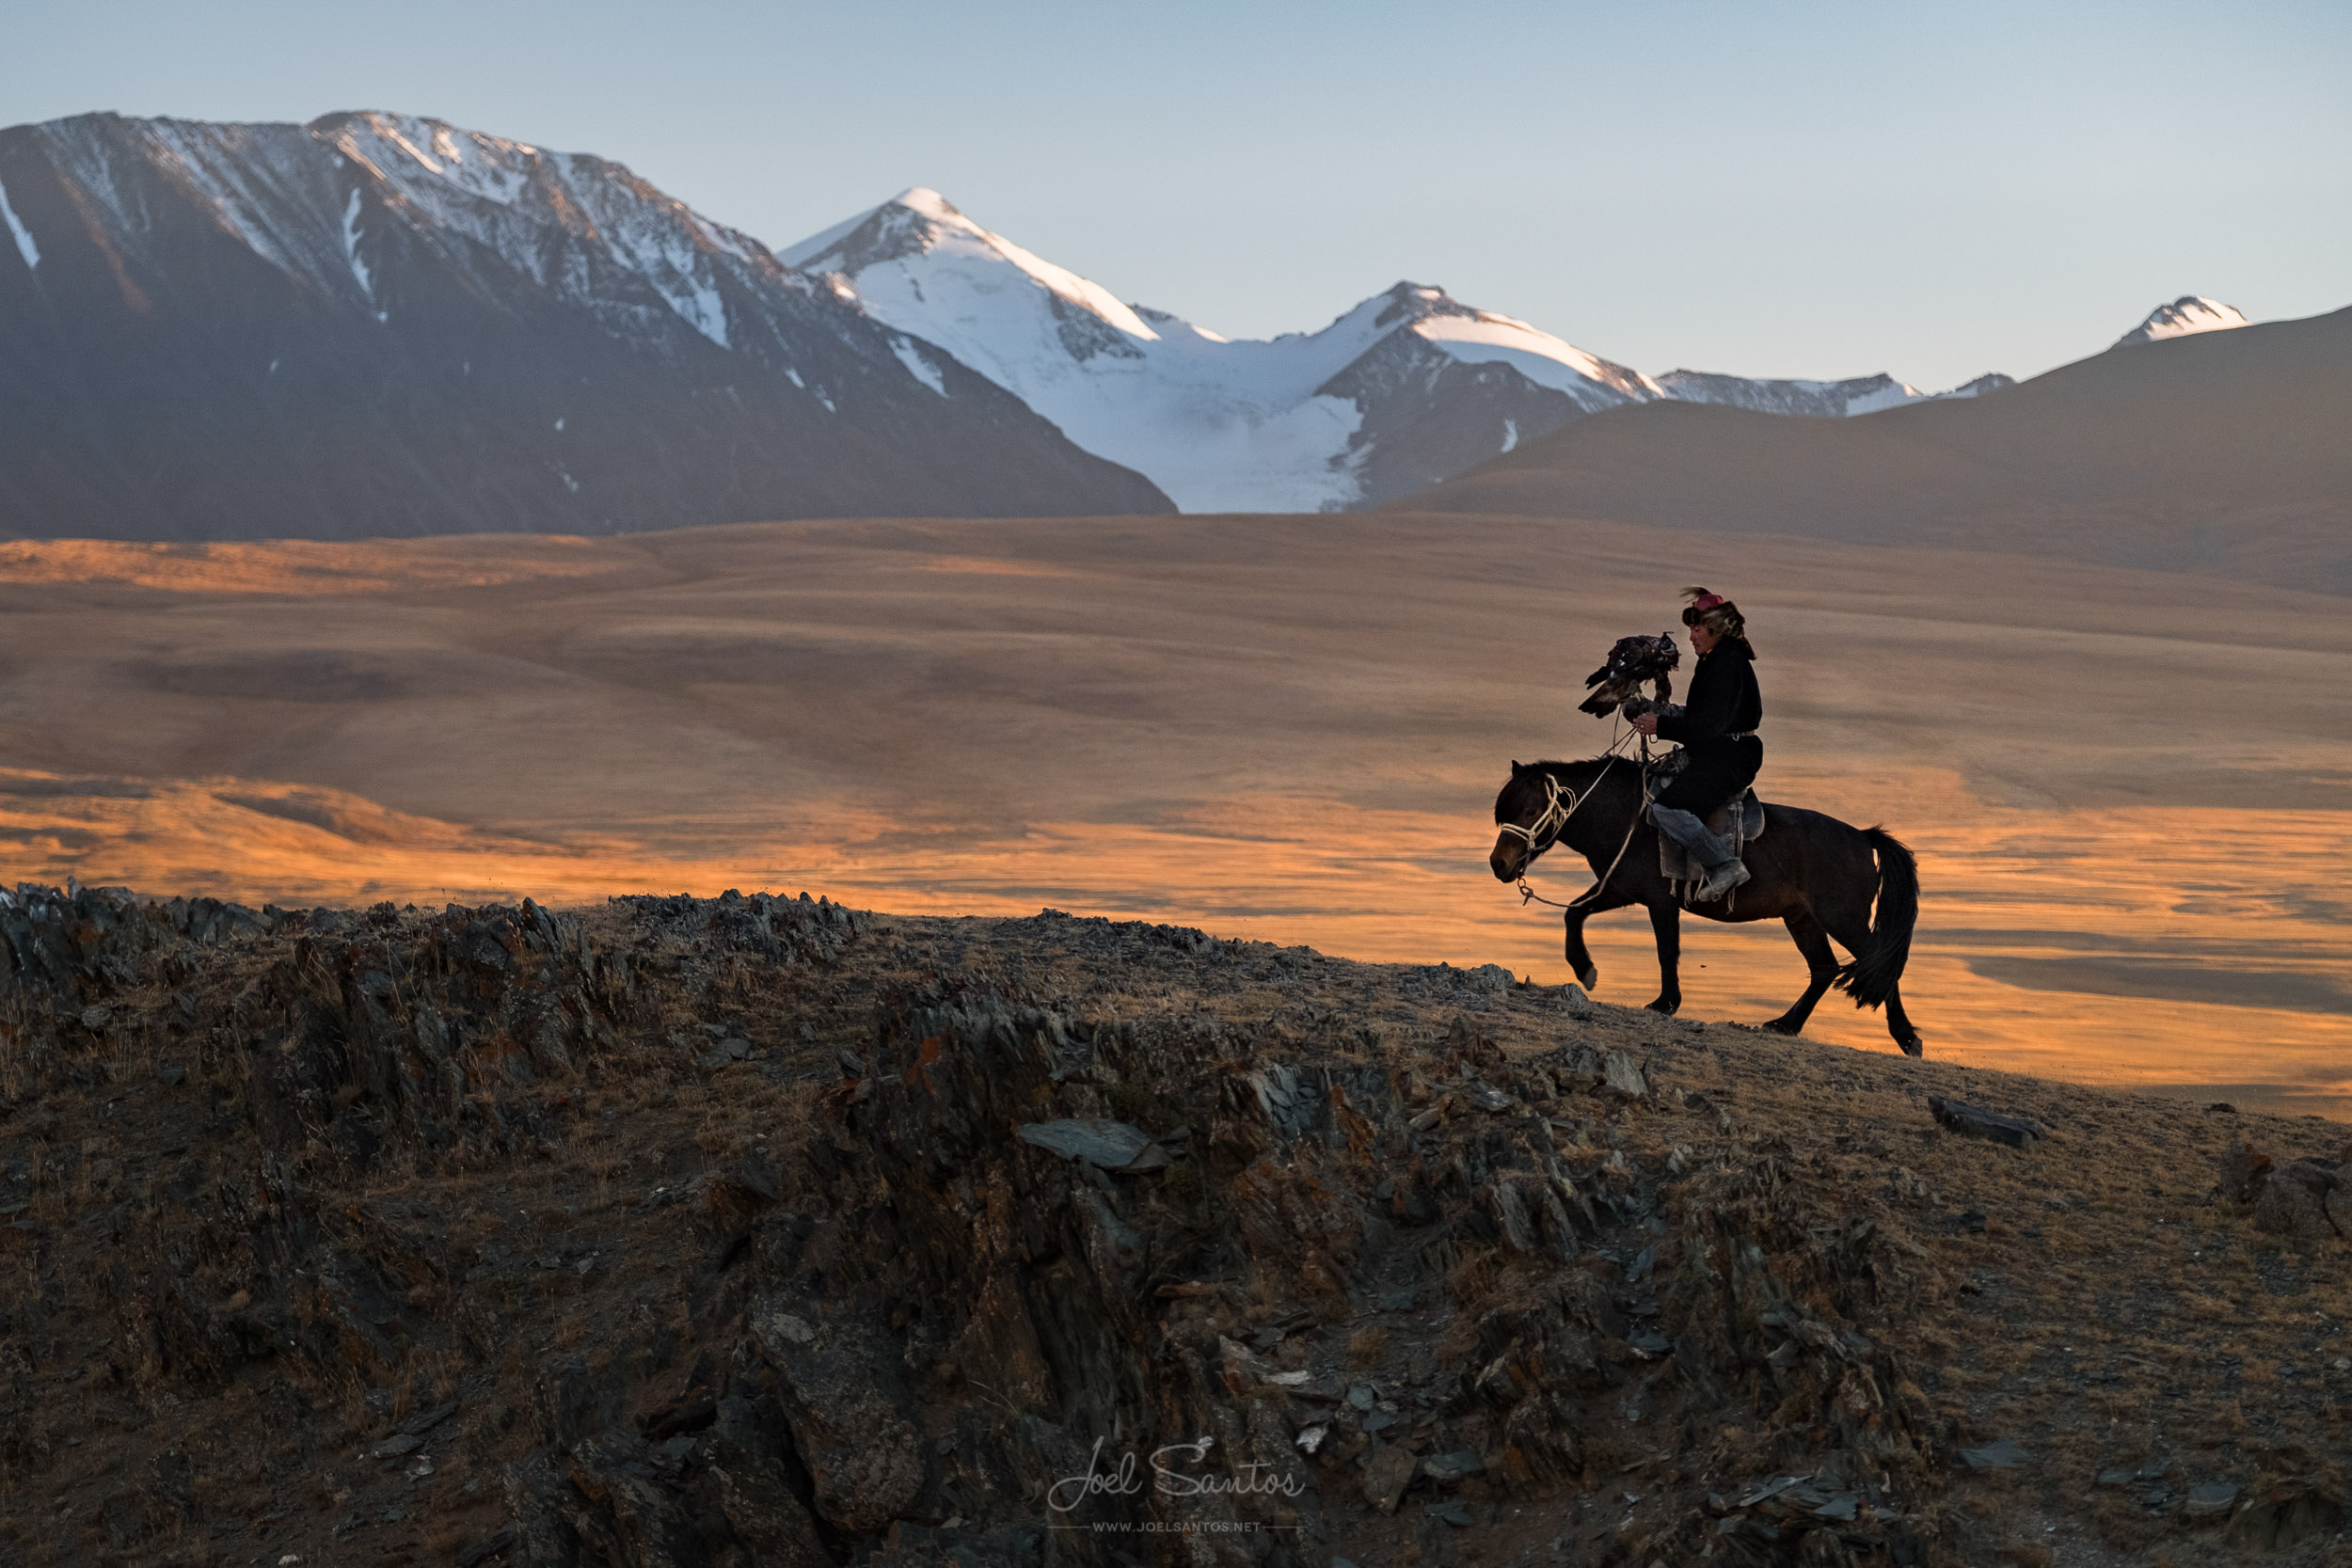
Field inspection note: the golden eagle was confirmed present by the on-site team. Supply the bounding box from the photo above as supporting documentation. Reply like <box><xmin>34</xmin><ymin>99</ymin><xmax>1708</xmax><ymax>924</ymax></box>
<box><xmin>1578</xmin><ymin>633</ymin><xmax>1679</xmax><ymax>719</ymax></box>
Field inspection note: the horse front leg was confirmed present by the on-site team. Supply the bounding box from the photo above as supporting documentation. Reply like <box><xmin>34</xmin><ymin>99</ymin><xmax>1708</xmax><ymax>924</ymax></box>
<box><xmin>1563</xmin><ymin>904</ymin><xmax>1602</xmax><ymax>990</ymax></box>
<box><xmin>1645</xmin><ymin>901</ymin><xmax>1681</xmax><ymax>1015</ymax></box>
<box><xmin>1563</xmin><ymin>888</ymin><xmax>1635</xmax><ymax>990</ymax></box>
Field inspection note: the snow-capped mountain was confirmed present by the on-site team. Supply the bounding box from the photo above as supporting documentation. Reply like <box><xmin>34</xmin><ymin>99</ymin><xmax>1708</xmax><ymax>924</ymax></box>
<box><xmin>786</xmin><ymin>189</ymin><xmax>2016</xmax><ymax>512</ymax></box>
<box><xmin>0</xmin><ymin>113</ymin><xmax>1167</xmax><ymax>541</ymax></box>
<box><xmin>783</xmin><ymin>189</ymin><xmax>1659</xmax><ymax>511</ymax></box>
<box><xmin>2116</xmin><ymin>295</ymin><xmax>2250</xmax><ymax>346</ymax></box>
<box><xmin>1653</xmin><ymin>369</ymin><xmax>2015</xmax><ymax>418</ymax></box>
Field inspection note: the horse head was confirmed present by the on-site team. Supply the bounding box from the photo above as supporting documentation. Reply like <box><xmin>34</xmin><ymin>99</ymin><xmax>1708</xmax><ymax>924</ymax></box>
<box><xmin>1490</xmin><ymin>757</ymin><xmax>1613</xmax><ymax>882</ymax></box>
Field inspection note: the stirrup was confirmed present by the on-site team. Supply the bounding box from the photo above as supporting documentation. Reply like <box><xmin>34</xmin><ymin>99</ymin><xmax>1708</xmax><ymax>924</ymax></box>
<box><xmin>1696</xmin><ymin>860</ymin><xmax>1751</xmax><ymax>902</ymax></box>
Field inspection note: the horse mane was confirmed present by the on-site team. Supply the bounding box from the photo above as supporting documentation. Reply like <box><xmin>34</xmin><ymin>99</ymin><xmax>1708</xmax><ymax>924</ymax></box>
<box><xmin>1501</xmin><ymin>755</ymin><xmax>1637</xmax><ymax>816</ymax></box>
<box><xmin>1523</xmin><ymin>756</ymin><xmax>1631</xmax><ymax>784</ymax></box>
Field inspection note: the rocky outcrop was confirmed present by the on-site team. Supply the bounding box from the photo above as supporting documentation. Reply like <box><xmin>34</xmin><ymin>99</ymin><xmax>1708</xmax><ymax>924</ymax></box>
<box><xmin>0</xmin><ymin>887</ymin><xmax>1965</xmax><ymax>1566</ymax></box>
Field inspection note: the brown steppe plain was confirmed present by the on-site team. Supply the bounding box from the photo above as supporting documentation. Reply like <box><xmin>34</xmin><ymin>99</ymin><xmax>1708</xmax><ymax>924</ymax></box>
<box><xmin>0</xmin><ymin>512</ymin><xmax>2345</xmax><ymax>1115</ymax></box>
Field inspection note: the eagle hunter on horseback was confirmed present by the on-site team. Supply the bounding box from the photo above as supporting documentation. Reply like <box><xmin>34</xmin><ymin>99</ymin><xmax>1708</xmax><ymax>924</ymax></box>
<box><xmin>1489</xmin><ymin>589</ymin><xmax>1926</xmax><ymax>1055</ymax></box>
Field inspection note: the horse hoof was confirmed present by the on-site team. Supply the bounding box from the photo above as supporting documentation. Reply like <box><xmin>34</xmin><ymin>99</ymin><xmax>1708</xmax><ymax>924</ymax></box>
<box><xmin>1899</xmin><ymin>1033</ymin><xmax>1925</xmax><ymax>1058</ymax></box>
<box><xmin>1760</xmin><ymin>1018</ymin><xmax>1802</xmax><ymax>1037</ymax></box>
<box><xmin>1577</xmin><ymin>966</ymin><xmax>1599</xmax><ymax>990</ymax></box>
<box><xmin>1645</xmin><ymin>998</ymin><xmax>1679</xmax><ymax>1016</ymax></box>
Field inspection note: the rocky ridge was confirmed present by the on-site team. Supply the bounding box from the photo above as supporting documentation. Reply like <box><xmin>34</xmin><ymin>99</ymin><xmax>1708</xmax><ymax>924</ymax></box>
<box><xmin>0</xmin><ymin>884</ymin><xmax>2346</xmax><ymax>1567</ymax></box>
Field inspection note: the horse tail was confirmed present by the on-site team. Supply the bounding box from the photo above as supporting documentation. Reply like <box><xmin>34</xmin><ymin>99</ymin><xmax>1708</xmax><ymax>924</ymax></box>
<box><xmin>1834</xmin><ymin>827</ymin><xmax>1918</xmax><ymax>1009</ymax></box>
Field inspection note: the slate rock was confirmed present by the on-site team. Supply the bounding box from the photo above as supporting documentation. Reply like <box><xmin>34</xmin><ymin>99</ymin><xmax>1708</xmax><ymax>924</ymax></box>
<box><xmin>2221</xmin><ymin>1139</ymin><xmax>2350</xmax><ymax>1249</ymax></box>
<box><xmin>1959</xmin><ymin>1437</ymin><xmax>2030</xmax><ymax>1469</ymax></box>
<box><xmin>1464</xmin><ymin>1082</ymin><xmax>1515</xmax><ymax>1114</ymax></box>
<box><xmin>398</xmin><ymin>1400</ymin><xmax>460</xmax><ymax>1437</ymax></box>
<box><xmin>1016</xmin><ymin>1118</ymin><xmax>1153</xmax><ymax>1170</ymax></box>
<box><xmin>1420</xmin><ymin>1450</ymin><xmax>1485</xmax><ymax>1485</ymax></box>
<box><xmin>1927</xmin><ymin>1095</ymin><xmax>2045</xmax><ymax>1149</ymax></box>
<box><xmin>749</xmin><ymin>1299</ymin><xmax>923</xmax><ymax>1532</ymax></box>
<box><xmin>2183</xmin><ymin>1481</ymin><xmax>2241</xmax><ymax>1518</ymax></box>
<box><xmin>1362</xmin><ymin>1441</ymin><xmax>1417</xmax><ymax>1513</ymax></box>
<box><xmin>1602</xmin><ymin>1052</ymin><xmax>1648</xmax><ymax>1099</ymax></box>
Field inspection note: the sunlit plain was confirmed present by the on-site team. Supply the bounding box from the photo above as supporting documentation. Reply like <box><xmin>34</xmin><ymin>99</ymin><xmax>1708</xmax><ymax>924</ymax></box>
<box><xmin>1</xmin><ymin>513</ymin><xmax>2344</xmax><ymax>1117</ymax></box>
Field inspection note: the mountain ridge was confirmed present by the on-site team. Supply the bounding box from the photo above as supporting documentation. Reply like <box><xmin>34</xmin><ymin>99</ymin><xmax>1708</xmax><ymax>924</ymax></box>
<box><xmin>1396</xmin><ymin>304</ymin><xmax>2352</xmax><ymax>591</ymax></box>
<box><xmin>784</xmin><ymin>185</ymin><xmax>2023</xmax><ymax>512</ymax></box>
<box><xmin>0</xmin><ymin>111</ymin><xmax>1171</xmax><ymax>541</ymax></box>
<box><xmin>0</xmin><ymin>107</ymin><xmax>2316</xmax><ymax>538</ymax></box>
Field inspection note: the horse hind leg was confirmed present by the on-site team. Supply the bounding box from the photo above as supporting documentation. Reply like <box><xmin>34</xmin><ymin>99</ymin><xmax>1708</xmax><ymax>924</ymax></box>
<box><xmin>1883</xmin><ymin>982</ymin><xmax>1925</xmax><ymax>1057</ymax></box>
<box><xmin>1822</xmin><ymin>908</ymin><xmax>1924</xmax><ymax>1056</ymax></box>
<box><xmin>1762</xmin><ymin>910</ymin><xmax>1838</xmax><ymax>1037</ymax></box>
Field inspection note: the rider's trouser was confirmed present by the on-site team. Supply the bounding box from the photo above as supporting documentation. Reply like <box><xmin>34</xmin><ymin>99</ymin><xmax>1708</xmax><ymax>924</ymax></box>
<box><xmin>1652</xmin><ymin>804</ymin><xmax>1738</xmax><ymax>869</ymax></box>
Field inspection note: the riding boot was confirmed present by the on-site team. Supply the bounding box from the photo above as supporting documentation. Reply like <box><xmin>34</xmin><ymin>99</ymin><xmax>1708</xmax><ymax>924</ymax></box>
<box><xmin>1653</xmin><ymin>804</ymin><xmax>1750</xmax><ymax>902</ymax></box>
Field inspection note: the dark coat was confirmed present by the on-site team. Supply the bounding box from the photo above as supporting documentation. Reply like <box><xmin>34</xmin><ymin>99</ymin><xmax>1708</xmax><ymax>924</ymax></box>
<box><xmin>1654</xmin><ymin>639</ymin><xmax>1762</xmax><ymax>814</ymax></box>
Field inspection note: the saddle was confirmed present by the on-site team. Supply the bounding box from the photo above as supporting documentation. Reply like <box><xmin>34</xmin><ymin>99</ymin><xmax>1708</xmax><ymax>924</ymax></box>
<box><xmin>1644</xmin><ymin>752</ymin><xmax>1766</xmax><ymax>905</ymax></box>
<box><xmin>1652</xmin><ymin>789</ymin><xmax>1765</xmax><ymax>904</ymax></box>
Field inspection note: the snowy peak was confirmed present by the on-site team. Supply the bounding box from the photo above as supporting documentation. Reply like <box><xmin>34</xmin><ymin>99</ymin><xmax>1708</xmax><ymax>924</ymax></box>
<box><xmin>1655</xmin><ymin>368</ymin><xmax>2015</xmax><ymax>418</ymax></box>
<box><xmin>781</xmin><ymin>189</ymin><xmax>1668</xmax><ymax>511</ymax></box>
<box><xmin>1942</xmin><ymin>372</ymin><xmax>2016</xmax><ymax>399</ymax></box>
<box><xmin>1370</xmin><ymin>283</ymin><xmax>1662</xmax><ymax>407</ymax></box>
<box><xmin>2117</xmin><ymin>295</ymin><xmax>2250</xmax><ymax>346</ymax></box>
<box><xmin>307</xmin><ymin>109</ymin><xmax>780</xmax><ymax>348</ymax></box>
<box><xmin>14</xmin><ymin>110</ymin><xmax>791</xmax><ymax>354</ymax></box>
<box><xmin>782</xmin><ymin>186</ymin><xmax>1163</xmax><ymax>350</ymax></box>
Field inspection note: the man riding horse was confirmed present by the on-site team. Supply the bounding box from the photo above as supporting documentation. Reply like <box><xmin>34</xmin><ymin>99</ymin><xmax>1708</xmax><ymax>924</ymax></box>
<box><xmin>1630</xmin><ymin>588</ymin><xmax>1760</xmax><ymax>904</ymax></box>
<box><xmin>1488</xmin><ymin>587</ymin><xmax>1925</xmax><ymax>1053</ymax></box>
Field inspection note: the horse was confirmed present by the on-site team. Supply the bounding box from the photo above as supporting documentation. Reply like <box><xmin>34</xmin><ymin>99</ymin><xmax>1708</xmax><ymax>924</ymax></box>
<box><xmin>1488</xmin><ymin>756</ymin><xmax>1924</xmax><ymax>1054</ymax></box>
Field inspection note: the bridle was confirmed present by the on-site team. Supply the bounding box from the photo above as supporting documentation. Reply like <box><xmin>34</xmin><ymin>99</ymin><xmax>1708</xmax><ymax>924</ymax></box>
<box><xmin>1500</xmin><ymin>750</ymin><xmax>1648</xmax><ymax>912</ymax></box>
<box><xmin>1495</xmin><ymin>756</ymin><xmax>1615</xmax><ymax>862</ymax></box>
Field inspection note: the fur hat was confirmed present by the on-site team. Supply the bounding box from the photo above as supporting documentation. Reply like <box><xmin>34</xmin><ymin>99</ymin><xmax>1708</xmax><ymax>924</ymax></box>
<box><xmin>1680</xmin><ymin>586</ymin><xmax>1749</xmax><ymax>644</ymax></box>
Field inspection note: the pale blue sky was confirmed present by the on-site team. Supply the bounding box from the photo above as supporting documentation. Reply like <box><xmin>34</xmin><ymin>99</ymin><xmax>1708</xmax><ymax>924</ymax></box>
<box><xmin>8</xmin><ymin>0</ymin><xmax>2346</xmax><ymax>388</ymax></box>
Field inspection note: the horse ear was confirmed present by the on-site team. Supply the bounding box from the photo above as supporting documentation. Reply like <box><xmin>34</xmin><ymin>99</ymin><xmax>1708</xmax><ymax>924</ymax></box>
<box><xmin>1510</xmin><ymin>759</ymin><xmax>1526</xmax><ymax>777</ymax></box>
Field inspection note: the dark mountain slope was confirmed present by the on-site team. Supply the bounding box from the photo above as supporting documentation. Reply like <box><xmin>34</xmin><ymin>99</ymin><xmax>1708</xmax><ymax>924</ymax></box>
<box><xmin>1402</xmin><ymin>307</ymin><xmax>2352</xmax><ymax>590</ymax></box>
<box><xmin>0</xmin><ymin>112</ymin><xmax>1169</xmax><ymax>541</ymax></box>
